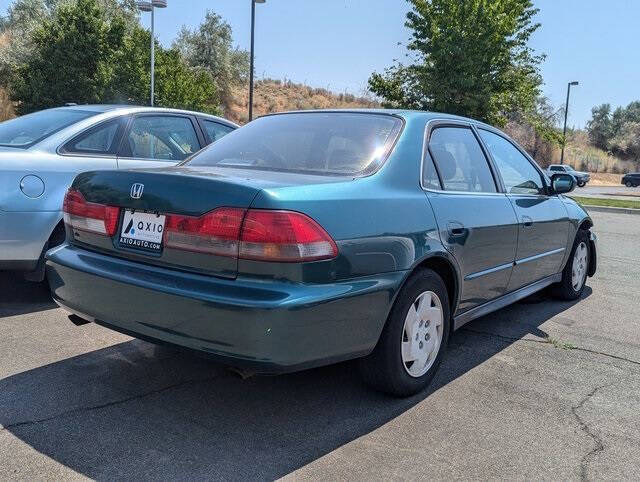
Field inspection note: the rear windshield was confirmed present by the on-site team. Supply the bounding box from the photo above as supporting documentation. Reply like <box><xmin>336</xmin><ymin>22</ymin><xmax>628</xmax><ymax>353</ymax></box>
<box><xmin>186</xmin><ymin>112</ymin><xmax>403</xmax><ymax>176</ymax></box>
<box><xmin>0</xmin><ymin>108</ymin><xmax>97</xmax><ymax>149</ymax></box>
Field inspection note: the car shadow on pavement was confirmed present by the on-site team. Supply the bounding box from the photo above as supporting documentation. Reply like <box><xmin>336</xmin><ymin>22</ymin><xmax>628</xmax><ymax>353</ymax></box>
<box><xmin>0</xmin><ymin>288</ymin><xmax>591</xmax><ymax>480</ymax></box>
<box><xmin>0</xmin><ymin>273</ymin><xmax>57</xmax><ymax>318</ymax></box>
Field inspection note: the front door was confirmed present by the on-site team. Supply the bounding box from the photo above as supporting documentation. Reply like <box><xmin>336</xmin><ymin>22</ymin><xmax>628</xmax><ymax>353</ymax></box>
<box><xmin>477</xmin><ymin>128</ymin><xmax>570</xmax><ymax>292</ymax></box>
<box><xmin>423</xmin><ymin>122</ymin><xmax>519</xmax><ymax>314</ymax></box>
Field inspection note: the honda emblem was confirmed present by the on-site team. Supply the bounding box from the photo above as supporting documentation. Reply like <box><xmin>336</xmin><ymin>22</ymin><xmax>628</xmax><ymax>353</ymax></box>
<box><xmin>130</xmin><ymin>183</ymin><xmax>144</xmax><ymax>199</ymax></box>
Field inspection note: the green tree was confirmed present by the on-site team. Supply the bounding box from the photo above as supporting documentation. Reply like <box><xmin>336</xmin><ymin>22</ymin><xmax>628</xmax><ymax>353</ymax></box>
<box><xmin>369</xmin><ymin>0</ymin><xmax>544</xmax><ymax>126</ymax></box>
<box><xmin>106</xmin><ymin>23</ymin><xmax>150</xmax><ymax>104</ymax></box>
<box><xmin>0</xmin><ymin>0</ymin><xmax>137</xmax><ymax>87</ymax></box>
<box><xmin>154</xmin><ymin>48</ymin><xmax>217</xmax><ymax>113</ymax></box>
<box><xmin>611</xmin><ymin>106</ymin><xmax>626</xmax><ymax>137</ymax></box>
<box><xmin>586</xmin><ymin>103</ymin><xmax>612</xmax><ymax>150</ymax></box>
<box><xmin>174</xmin><ymin>10</ymin><xmax>249</xmax><ymax>106</ymax></box>
<box><xmin>108</xmin><ymin>25</ymin><xmax>218</xmax><ymax>112</ymax></box>
<box><xmin>9</xmin><ymin>0</ymin><xmax>217</xmax><ymax>114</ymax></box>
<box><xmin>610</xmin><ymin>122</ymin><xmax>640</xmax><ymax>168</ymax></box>
<box><xmin>10</xmin><ymin>0</ymin><xmax>126</xmax><ymax>114</ymax></box>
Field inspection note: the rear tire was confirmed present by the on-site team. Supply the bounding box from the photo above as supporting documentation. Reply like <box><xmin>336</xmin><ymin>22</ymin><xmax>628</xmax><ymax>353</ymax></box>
<box><xmin>359</xmin><ymin>269</ymin><xmax>450</xmax><ymax>397</ymax></box>
<box><xmin>626</xmin><ymin>181</ymin><xmax>633</xmax><ymax>188</ymax></box>
<box><xmin>577</xmin><ymin>181</ymin><xmax>586</xmax><ymax>187</ymax></box>
<box><xmin>551</xmin><ymin>229</ymin><xmax>590</xmax><ymax>301</ymax></box>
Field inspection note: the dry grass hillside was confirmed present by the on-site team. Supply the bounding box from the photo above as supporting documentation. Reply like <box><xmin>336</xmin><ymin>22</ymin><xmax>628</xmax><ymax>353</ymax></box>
<box><xmin>0</xmin><ymin>33</ymin><xmax>15</xmax><ymax>121</ymax></box>
<box><xmin>224</xmin><ymin>78</ymin><xmax>379</xmax><ymax>125</ymax></box>
<box><xmin>0</xmin><ymin>88</ymin><xmax>14</xmax><ymax>121</ymax></box>
<box><xmin>558</xmin><ymin>130</ymin><xmax>636</xmax><ymax>175</ymax></box>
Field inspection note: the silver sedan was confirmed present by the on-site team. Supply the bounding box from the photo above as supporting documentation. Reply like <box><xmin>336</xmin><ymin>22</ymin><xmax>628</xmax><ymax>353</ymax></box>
<box><xmin>0</xmin><ymin>105</ymin><xmax>237</xmax><ymax>280</ymax></box>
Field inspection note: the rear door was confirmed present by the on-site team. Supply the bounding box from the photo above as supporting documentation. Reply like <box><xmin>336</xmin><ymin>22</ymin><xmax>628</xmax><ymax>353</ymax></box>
<box><xmin>117</xmin><ymin>114</ymin><xmax>205</xmax><ymax>169</ymax></box>
<box><xmin>423</xmin><ymin>120</ymin><xmax>519</xmax><ymax>314</ymax></box>
<box><xmin>477</xmin><ymin>128</ymin><xmax>570</xmax><ymax>292</ymax></box>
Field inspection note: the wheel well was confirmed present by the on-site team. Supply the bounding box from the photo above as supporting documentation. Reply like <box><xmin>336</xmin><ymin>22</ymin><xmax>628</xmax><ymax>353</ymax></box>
<box><xmin>49</xmin><ymin>220</ymin><xmax>66</xmax><ymax>248</ymax></box>
<box><xmin>578</xmin><ymin>219</ymin><xmax>593</xmax><ymax>232</ymax></box>
<box><xmin>413</xmin><ymin>256</ymin><xmax>458</xmax><ymax>313</ymax></box>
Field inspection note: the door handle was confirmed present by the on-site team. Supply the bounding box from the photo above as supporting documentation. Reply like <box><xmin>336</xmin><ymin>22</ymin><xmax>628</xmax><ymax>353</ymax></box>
<box><xmin>447</xmin><ymin>222</ymin><xmax>466</xmax><ymax>236</ymax></box>
<box><xmin>522</xmin><ymin>216</ymin><xmax>533</xmax><ymax>227</ymax></box>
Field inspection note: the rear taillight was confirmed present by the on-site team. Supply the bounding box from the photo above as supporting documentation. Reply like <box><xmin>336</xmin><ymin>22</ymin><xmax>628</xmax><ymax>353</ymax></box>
<box><xmin>163</xmin><ymin>208</ymin><xmax>338</xmax><ymax>262</ymax></box>
<box><xmin>239</xmin><ymin>210</ymin><xmax>338</xmax><ymax>262</ymax></box>
<box><xmin>164</xmin><ymin>207</ymin><xmax>245</xmax><ymax>256</ymax></box>
<box><xmin>63</xmin><ymin>189</ymin><xmax>119</xmax><ymax>236</ymax></box>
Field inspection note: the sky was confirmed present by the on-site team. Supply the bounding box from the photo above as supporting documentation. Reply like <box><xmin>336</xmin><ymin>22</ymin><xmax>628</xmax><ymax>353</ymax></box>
<box><xmin>2</xmin><ymin>0</ymin><xmax>639</xmax><ymax>128</ymax></box>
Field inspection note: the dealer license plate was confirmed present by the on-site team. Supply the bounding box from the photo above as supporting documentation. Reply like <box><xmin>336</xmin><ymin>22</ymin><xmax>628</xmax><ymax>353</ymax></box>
<box><xmin>119</xmin><ymin>210</ymin><xmax>166</xmax><ymax>253</ymax></box>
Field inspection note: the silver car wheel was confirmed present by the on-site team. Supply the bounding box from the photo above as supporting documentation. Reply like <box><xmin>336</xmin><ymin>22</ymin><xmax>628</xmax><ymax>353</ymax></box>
<box><xmin>401</xmin><ymin>290</ymin><xmax>444</xmax><ymax>378</ymax></box>
<box><xmin>571</xmin><ymin>241</ymin><xmax>588</xmax><ymax>291</ymax></box>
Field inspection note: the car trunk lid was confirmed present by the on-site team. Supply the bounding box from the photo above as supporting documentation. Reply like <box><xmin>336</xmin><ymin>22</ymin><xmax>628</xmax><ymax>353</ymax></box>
<box><xmin>66</xmin><ymin>167</ymin><xmax>345</xmax><ymax>278</ymax></box>
<box><xmin>68</xmin><ymin>168</ymin><xmax>263</xmax><ymax>279</ymax></box>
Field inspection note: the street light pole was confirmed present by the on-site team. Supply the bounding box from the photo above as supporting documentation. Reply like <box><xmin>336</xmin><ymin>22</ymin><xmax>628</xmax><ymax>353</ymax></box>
<box><xmin>136</xmin><ymin>1</ymin><xmax>167</xmax><ymax>107</ymax></box>
<box><xmin>249</xmin><ymin>0</ymin><xmax>265</xmax><ymax>122</ymax></box>
<box><xmin>561</xmin><ymin>81</ymin><xmax>579</xmax><ymax>165</ymax></box>
<box><xmin>151</xmin><ymin>5</ymin><xmax>155</xmax><ymax>106</ymax></box>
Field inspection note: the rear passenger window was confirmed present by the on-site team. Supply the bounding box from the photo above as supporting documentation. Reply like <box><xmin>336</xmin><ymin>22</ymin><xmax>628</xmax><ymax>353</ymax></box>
<box><xmin>428</xmin><ymin>127</ymin><xmax>497</xmax><ymax>193</ymax></box>
<box><xmin>63</xmin><ymin>118</ymin><xmax>122</xmax><ymax>155</ymax></box>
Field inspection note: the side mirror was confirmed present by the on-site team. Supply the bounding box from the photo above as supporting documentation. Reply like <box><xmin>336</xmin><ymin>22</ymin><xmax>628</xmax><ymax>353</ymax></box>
<box><xmin>550</xmin><ymin>173</ymin><xmax>576</xmax><ymax>194</ymax></box>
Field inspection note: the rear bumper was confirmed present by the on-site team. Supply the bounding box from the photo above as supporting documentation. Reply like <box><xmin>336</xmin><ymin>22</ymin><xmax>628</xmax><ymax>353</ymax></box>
<box><xmin>46</xmin><ymin>244</ymin><xmax>404</xmax><ymax>373</ymax></box>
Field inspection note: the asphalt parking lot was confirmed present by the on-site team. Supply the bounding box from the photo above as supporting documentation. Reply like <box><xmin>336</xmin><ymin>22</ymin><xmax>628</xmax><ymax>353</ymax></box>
<box><xmin>575</xmin><ymin>185</ymin><xmax>640</xmax><ymax>200</ymax></box>
<box><xmin>1</xmin><ymin>210</ymin><xmax>639</xmax><ymax>481</ymax></box>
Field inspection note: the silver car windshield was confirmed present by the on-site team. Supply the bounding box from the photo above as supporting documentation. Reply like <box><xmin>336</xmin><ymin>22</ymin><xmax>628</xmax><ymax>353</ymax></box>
<box><xmin>0</xmin><ymin>108</ymin><xmax>98</xmax><ymax>149</ymax></box>
<box><xmin>186</xmin><ymin>113</ymin><xmax>403</xmax><ymax>176</ymax></box>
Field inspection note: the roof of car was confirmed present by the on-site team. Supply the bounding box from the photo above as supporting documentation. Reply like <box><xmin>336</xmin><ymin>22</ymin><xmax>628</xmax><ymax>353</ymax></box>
<box><xmin>57</xmin><ymin>104</ymin><xmax>238</xmax><ymax>127</ymax></box>
<box><xmin>259</xmin><ymin>108</ymin><xmax>495</xmax><ymax>127</ymax></box>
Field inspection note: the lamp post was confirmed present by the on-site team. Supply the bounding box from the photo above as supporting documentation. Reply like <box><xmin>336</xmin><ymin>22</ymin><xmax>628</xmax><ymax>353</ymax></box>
<box><xmin>249</xmin><ymin>0</ymin><xmax>266</xmax><ymax>121</ymax></box>
<box><xmin>560</xmin><ymin>81</ymin><xmax>579</xmax><ymax>165</ymax></box>
<box><xmin>136</xmin><ymin>0</ymin><xmax>168</xmax><ymax>107</ymax></box>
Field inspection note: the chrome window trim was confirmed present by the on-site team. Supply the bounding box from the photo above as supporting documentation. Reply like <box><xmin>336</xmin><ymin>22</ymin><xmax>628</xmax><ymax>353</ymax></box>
<box><xmin>419</xmin><ymin>118</ymin><xmax>505</xmax><ymax>195</ymax></box>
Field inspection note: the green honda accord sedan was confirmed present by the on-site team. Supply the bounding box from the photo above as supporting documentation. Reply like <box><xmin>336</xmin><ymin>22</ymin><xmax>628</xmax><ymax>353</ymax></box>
<box><xmin>46</xmin><ymin>110</ymin><xmax>597</xmax><ymax>396</ymax></box>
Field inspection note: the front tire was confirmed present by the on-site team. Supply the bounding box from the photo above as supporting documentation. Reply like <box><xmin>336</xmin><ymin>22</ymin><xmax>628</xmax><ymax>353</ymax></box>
<box><xmin>577</xmin><ymin>181</ymin><xmax>586</xmax><ymax>187</ymax></box>
<box><xmin>626</xmin><ymin>181</ymin><xmax>633</xmax><ymax>188</ymax></box>
<box><xmin>551</xmin><ymin>229</ymin><xmax>590</xmax><ymax>300</ymax></box>
<box><xmin>359</xmin><ymin>269</ymin><xmax>450</xmax><ymax>397</ymax></box>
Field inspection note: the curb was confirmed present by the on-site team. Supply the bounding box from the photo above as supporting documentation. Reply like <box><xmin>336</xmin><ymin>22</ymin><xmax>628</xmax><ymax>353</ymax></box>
<box><xmin>583</xmin><ymin>205</ymin><xmax>640</xmax><ymax>215</ymax></box>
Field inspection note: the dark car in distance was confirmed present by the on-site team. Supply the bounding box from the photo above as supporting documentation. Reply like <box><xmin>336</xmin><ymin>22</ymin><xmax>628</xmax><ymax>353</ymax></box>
<box><xmin>46</xmin><ymin>110</ymin><xmax>597</xmax><ymax>396</ymax></box>
<box><xmin>622</xmin><ymin>173</ymin><xmax>640</xmax><ymax>187</ymax></box>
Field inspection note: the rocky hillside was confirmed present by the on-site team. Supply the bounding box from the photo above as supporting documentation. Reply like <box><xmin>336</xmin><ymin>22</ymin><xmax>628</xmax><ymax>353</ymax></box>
<box><xmin>224</xmin><ymin>79</ymin><xmax>379</xmax><ymax>125</ymax></box>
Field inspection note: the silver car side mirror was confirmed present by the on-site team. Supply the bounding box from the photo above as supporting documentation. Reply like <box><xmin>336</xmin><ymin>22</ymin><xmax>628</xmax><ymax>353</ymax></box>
<box><xmin>551</xmin><ymin>173</ymin><xmax>576</xmax><ymax>194</ymax></box>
